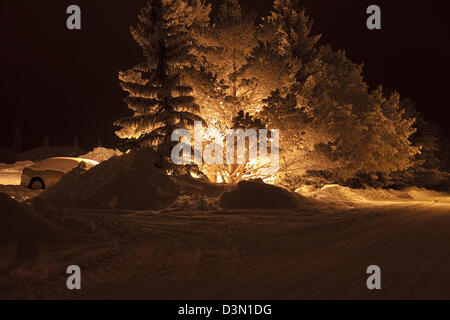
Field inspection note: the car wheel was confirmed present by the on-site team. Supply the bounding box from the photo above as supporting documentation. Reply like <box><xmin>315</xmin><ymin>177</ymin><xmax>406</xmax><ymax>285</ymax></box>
<box><xmin>29</xmin><ymin>178</ymin><xmax>45</xmax><ymax>190</ymax></box>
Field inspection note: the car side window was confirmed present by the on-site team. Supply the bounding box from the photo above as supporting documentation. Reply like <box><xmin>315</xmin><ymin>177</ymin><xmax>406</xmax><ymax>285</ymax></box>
<box><xmin>58</xmin><ymin>159</ymin><xmax>81</xmax><ymax>171</ymax></box>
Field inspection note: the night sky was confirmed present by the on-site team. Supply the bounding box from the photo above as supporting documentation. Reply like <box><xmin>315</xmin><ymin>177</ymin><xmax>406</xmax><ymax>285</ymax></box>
<box><xmin>1</xmin><ymin>0</ymin><xmax>449</xmax><ymax>152</ymax></box>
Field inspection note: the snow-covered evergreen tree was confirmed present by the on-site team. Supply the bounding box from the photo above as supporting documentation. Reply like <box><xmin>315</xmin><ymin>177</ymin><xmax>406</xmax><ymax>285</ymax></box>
<box><xmin>187</xmin><ymin>0</ymin><xmax>258</xmax><ymax>129</ymax></box>
<box><xmin>265</xmin><ymin>0</ymin><xmax>321</xmax><ymax>63</ymax></box>
<box><xmin>296</xmin><ymin>46</ymin><xmax>419</xmax><ymax>180</ymax></box>
<box><xmin>114</xmin><ymin>0</ymin><xmax>209</xmax><ymax>159</ymax></box>
<box><xmin>262</xmin><ymin>3</ymin><xmax>420</xmax><ymax>187</ymax></box>
<box><xmin>113</xmin><ymin>0</ymin><xmax>432</xmax><ymax>187</ymax></box>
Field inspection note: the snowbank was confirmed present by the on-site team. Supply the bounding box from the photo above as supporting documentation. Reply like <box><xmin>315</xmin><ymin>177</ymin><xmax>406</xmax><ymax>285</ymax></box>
<box><xmin>296</xmin><ymin>184</ymin><xmax>450</xmax><ymax>205</ymax></box>
<box><xmin>0</xmin><ymin>193</ymin><xmax>76</xmax><ymax>272</ymax></box>
<box><xmin>0</xmin><ymin>161</ymin><xmax>34</xmax><ymax>185</ymax></box>
<box><xmin>220</xmin><ymin>180</ymin><xmax>308</xmax><ymax>210</ymax></box>
<box><xmin>80</xmin><ymin>147</ymin><xmax>123</xmax><ymax>163</ymax></box>
<box><xmin>40</xmin><ymin>148</ymin><xmax>180</xmax><ymax>210</ymax></box>
<box><xmin>402</xmin><ymin>187</ymin><xmax>450</xmax><ymax>203</ymax></box>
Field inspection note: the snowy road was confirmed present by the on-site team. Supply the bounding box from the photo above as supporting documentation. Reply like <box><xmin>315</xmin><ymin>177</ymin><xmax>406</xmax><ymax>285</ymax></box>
<box><xmin>55</xmin><ymin>201</ymin><xmax>450</xmax><ymax>300</ymax></box>
<box><xmin>1</xmin><ymin>189</ymin><xmax>449</xmax><ymax>299</ymax></box>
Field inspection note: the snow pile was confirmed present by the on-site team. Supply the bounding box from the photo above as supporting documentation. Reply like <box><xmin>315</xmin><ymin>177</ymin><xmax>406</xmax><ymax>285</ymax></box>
<box><xmin>80</xmin><ymin>147</ymin><xmax>123</xmax><ymax>163</ymax></box>
<box><xmin>0</xmin><ymin>161</ymin><xmax>34</xmax><ymax>173</ymax></box>
<box><xmin>220</xmin><ymin>180</ymin><xmax>308</xmax><ymax>210</ymax></box>
<box><xmin>403</xmin><ymin>187</ymin><xmax>450</xmax><ymax>203</ymax></box>
<box><xmin>296</xmin><ymin>184</ymin><xmax>450</xmax><ymax>205</ymax></box>
<box><xmin>296</xmin><ymin>184</ymin><xmax>409</xmax><ymax>205</ymax></box>
<box><xmin>0</xmin><ymin>193</ymin><xmax>75</xmax><ymax>272</ymax></box>
<box><xmin>40</xmin><ymin>148</ymin><xmax>180</xmax><ymax>210</ymax></box>
<box><xmin>0</xmin><ymin>161</ymin><xmax>33</xmax><ymax>185</ymax></box>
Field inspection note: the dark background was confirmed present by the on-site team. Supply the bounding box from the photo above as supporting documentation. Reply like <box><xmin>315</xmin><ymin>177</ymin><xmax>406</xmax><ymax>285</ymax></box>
<box><xmin>1</xmin><ymin>0</ymin><xmax>449</xmax><ymax>152</ymax></box>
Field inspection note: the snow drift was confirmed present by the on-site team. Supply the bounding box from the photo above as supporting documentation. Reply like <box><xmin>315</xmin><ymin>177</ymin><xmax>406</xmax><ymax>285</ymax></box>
<box><xmin>0</xmin><ymin>193</ymin><xmax>77</xmax><ymax>272</ymax></box>
<box><xmin>220</xmin><ymin>180</ymin><xmax>309</xmax><ymax>210</ymax></box>
<box><xmin>296</xmin><ymin>184</ymin><xmax>450</xmax><ymax>206</ymax></box>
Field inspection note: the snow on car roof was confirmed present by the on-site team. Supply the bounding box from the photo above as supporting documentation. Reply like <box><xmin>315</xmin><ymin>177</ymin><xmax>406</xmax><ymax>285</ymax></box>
<box><xmin>28</xmin><ymin>157</ymin><xmax>99</xmax><ymax>172</ymax></box>
<box><xmin>47</xmin><ymin>157</ymin><xmax>99</xmax><ymax>165</ymax></box>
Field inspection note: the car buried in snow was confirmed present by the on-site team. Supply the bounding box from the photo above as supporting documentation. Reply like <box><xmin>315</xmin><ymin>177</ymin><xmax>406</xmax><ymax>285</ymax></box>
<box><xmin>20</xmin><ymin>157</ymin><xmax>99</xmax><ymax>190</ymax></box>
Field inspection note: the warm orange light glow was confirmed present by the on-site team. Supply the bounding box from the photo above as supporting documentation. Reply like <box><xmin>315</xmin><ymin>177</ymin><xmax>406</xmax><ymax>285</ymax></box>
<box><xmin>190</xmin><ymin>171</ymin><xmax>200</xmax><ymax>179</ymax></box>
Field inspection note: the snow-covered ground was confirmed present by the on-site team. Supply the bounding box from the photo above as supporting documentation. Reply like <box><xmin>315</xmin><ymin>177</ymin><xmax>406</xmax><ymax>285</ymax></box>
<box><xmin>296</xmin><ymin>184</ymin><xmax>450</xmax><ymax>208</ymax></box>
<box><xmin>1</xmin><ymin>147</ymin><xmax>449</xmax><ymax>299</ymax></box>
<box><xmin>0</xmin><ymin>184</ymin><xmax>449</xmax><ymax>299</ymax></box>
<box><xmin>0</xmin><ymin>185</ymin><xmax>41</xmax><ymax>202</ymax></box>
